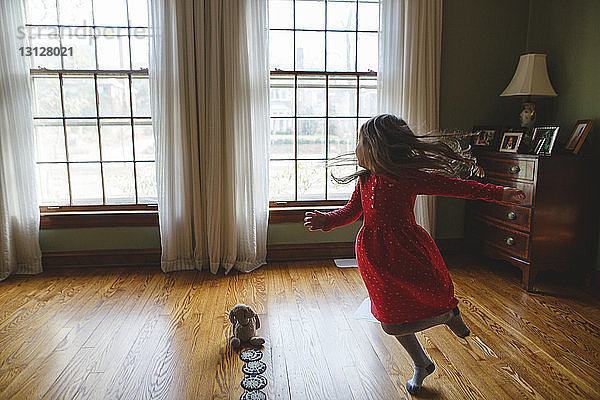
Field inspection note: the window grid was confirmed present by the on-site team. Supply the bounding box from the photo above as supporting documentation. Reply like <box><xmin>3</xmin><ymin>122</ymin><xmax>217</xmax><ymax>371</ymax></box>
<box><xmin>269</xmin><ymin>0</ymin><xmax>378</xmax><ymax>204</ymax></box>
<box><xmin>27</xmin><ymin>0</ymin><xmax>154</xmax><ymax>207</ymax></box>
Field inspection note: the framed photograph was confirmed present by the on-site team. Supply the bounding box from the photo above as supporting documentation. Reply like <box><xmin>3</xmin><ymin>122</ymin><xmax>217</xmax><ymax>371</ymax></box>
<box><xmin>532</xmin><ymin>126</ymin><xmax>559</xmax><ymax>155</ymax></box>
<box><xmin>565</xmin><ymin>120</ymin><xmax>594</xmax><ymax>154</ymax></box>
<box><xmin>499</xmin><ymin>131</ymin><xmax>523</xmax><ymax>153</ymax></box>
<box><xmin>472</xmin><ymin>126</ymin><xmax>499</xmax><ymax>148</ymax></box>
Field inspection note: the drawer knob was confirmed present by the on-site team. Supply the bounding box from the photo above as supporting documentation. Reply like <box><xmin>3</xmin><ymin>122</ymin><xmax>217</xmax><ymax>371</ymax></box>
<box><xmin>509</xmin><ymin>165</ymin><xmax>521</xmax><ymax>174</ymax></box>
<box><xmin>505</xmin><ymin>237</ymin><xmax>515</xmax><ymax>246</ymax></box>
<box><xmin>507</xmin><ymin>211</ymin><xmax>517</xmax><ymax>220</ymax></box>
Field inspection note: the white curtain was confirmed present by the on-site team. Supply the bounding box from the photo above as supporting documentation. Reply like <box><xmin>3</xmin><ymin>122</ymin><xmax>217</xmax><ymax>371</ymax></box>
<box><xmin>149</xmin><ymin>0</ymin><xmax>270</xmax><ymax>274</ymax></box>
<box><xmin>377</xmin><ymin>0</ymin><xmax>442</xmax><ymax>236</ymax></box>
<box><xmin>0</xmin><ymin>0</ymin><xmax>43</xmax><ymax>280</ymax></box>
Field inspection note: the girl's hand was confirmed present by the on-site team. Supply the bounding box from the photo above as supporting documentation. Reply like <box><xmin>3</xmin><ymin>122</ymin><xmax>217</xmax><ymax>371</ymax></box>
<box><xmin>502</xmin><ymin>187</ymin><xmax>526</xmax><ymax>204</ymax></box>
<box><xmin>304</xmin><ymin>210</ymin><xmax>327</xmax><ymax>231</ymax></box>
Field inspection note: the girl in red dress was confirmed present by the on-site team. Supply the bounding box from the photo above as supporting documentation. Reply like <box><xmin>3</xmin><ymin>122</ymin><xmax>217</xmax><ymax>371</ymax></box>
<box><xmin>304</xmin><ymin>114</ymin><xmax>525</xmax><ymax>394</ymax></box>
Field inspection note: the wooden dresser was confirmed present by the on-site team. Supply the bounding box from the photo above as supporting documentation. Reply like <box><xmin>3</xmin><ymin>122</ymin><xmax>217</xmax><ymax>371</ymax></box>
<box><xmin>465</xmin><ymin>151</ymin><xmax>598</xmax><ymax>291</ymax></box>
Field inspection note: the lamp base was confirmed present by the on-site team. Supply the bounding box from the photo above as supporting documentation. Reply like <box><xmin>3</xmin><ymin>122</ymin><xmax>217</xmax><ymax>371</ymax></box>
<box><xmin>519</xmin><ymin>102</ymin><xmax>536</xmax><ymax>130</ymax></box>
<box><xmin>519</xmin><ymin>102</ymin><xmax>536</xmax><ymax>152</ymax></box>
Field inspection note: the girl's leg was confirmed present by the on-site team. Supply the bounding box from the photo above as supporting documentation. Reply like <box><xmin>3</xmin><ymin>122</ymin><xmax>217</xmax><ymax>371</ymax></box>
<box><xmin>446</xmin><ymin>307</ymin><xmax>471</xmax><ymax>338</ymax></box>
<box><xmin>395</xmin><ymin>333</ymin><xmax>435</xmax><ymax>394</ymax></box>
<box><xmin>382</xmin><ymin>307</ymin><xmax>471</xmax><ymax>394</ymax></box>
<box><xmin>381</xmin><ymin>307</ymin><xmax>470</xmax><ymax>338</ymax></box>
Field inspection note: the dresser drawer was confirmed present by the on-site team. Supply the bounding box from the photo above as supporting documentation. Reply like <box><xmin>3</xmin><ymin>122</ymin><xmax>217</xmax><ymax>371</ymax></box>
<box><xmin>485</xmin><ymin>178</ymin><xmax>534</xmax><ymax>207</ymax></box>
<box><xmin>473</xmin><ymin>203</ymin><xmax>531</xmax><ymax>231</ymax></box>
<box><xmin>478</xmin><ymin>157</ymin><xmax>536</xmax><ymax>182</ymax></box>
<box><xmin>478</xmin><ymin>219</ymin><xmax>530</xmax><ymax>260</ymax></box>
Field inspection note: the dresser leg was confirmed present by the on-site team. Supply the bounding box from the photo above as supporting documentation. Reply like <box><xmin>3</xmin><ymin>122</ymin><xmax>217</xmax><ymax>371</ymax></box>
<box><xmin>521</xmin><ymin>266</ymin><xmax>537</xmax><ymax>292</ymax></box>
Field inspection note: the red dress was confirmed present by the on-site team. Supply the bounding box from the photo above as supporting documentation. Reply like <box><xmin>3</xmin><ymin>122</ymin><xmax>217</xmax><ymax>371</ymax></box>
<box><xmin>322</xmin><ymin>170</ymin><xmax>505</xmax><ymax>324</ymax></box>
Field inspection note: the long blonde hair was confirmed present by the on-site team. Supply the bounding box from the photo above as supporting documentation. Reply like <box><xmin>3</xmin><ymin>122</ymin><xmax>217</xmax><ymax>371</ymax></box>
<box><xmin>329</xmin><ymin>114</ymin><xmax>484</xmax><ymax>184</ymax></box>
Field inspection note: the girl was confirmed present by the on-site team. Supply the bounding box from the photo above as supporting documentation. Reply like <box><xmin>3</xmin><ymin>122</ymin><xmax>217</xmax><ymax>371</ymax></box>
<box><xmin>304</xmin><ymin>114</ymin><xmax>525</xmax><ymax>395</ymax></box>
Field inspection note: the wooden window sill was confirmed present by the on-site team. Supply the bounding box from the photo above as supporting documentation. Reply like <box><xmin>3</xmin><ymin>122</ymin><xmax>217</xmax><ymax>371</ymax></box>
<box><xmin>39</xmin><ymin>204</ymin><xmax>350</xmax><ymax>229</ymax></box>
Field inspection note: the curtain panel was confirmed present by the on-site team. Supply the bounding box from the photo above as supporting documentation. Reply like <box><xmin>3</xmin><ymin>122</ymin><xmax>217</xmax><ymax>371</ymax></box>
<box><xmin>377</xmin><ymin>0</ymin><xmax>443</xmax><ymax>236</ymax></box>
<box><xmin>0</xmin><ymin>0</ymin><xmax>43</xmax><ymax>280</ymax></box>
<box><xmin>149</xmin><ymin>0</ymin><xmax>270</xmax><ymax>274</ymax></box>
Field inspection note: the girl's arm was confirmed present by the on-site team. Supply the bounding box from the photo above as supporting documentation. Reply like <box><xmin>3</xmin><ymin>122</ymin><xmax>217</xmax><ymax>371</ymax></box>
<box><xmin>408</xmin><ymin>170</ymin><xmax>522</xmax><ymax>203</ymax></box>
<box><xmin>304</xmin><ymin>182</ymin><xmax>363</xmax><ymax>231</ymax></box>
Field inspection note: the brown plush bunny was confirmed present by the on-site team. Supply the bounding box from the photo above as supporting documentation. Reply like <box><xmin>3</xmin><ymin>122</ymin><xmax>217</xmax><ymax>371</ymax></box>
<box><xmin>228</xmin><ymin>304</ymin><xmax>265</xmax><ymax>348</ymax></box>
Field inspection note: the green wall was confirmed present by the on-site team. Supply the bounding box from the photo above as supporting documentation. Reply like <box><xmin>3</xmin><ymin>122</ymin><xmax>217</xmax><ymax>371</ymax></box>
<box><xmin>526</xmin><ymin>0</ymin><xmax>600</xmax><ymax>152</ymax></box>
<box><xmin>526</xmin><ymin>0</ymin><xmax>600</xmax><ymax>269</ymax></box>
<box><xmin>40</xmin><ymin>223</ymin><xmax>362</xmax><ymax>252</ymax></box>
<box><xmin>436</xmin><ymin>0</ymin><xmax>528</xmax><ymax>238</ymax></box>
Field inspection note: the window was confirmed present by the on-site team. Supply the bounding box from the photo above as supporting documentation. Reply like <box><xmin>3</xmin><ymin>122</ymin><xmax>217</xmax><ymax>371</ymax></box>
<box><xmin>268</xmin><ymin>0</ymin><xmax>379</xmax><ymax>204</ymax></box>
<box><xmin>25</xmin><ymin>0</ymin><xmax>156</xmax><ymax>208</ymax></box>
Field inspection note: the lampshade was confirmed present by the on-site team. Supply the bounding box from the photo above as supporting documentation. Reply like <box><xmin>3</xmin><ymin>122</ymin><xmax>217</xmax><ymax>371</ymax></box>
<box><xmin>500</xmin><ymin>54</ymin><xmax>558</xmax><ymax>97</ymax></box>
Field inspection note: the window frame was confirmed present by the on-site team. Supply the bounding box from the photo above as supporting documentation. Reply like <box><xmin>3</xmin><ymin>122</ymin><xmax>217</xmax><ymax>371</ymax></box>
<box><xmin>268</xmin><ymin>0</ymin><xmax>378</xmax><ymax>208</ymax></box>
<box><xmin>25</xmin><ymin>0</ymin><xmax>156</xmax><ymax>218</ymax></box>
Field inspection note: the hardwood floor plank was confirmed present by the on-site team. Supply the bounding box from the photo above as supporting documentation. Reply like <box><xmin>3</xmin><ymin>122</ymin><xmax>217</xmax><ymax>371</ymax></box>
<box><xmin>5</xmin><ymin>270</ymin><xmax>134</xmax><ymax>399</ymax></box>
<box><xmin>0</xmin><ymin>271</ymin><xmax>122</xmax><ymax>397</ymax></box>
<box><xmin>286</xmin><ymin>262</ymin><xmax>355</xmax><ymax>400</ymax></box>
<box><xmin>263</xmin><ymin>264</ymin><xmax>292</xmax><ymax>400</ymax></box>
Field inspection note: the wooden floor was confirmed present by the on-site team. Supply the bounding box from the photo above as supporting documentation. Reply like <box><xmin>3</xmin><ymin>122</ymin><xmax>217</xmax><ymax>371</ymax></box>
<box><xmin>0</xmin><ymin>255</ymin><xmax>599</xmax><ymax>400</ymax></box>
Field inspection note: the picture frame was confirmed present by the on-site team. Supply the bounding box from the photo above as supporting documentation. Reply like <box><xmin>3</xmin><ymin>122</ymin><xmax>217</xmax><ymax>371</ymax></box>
<box><xmin>499</xmin><ymin>131</ymin><xmax>523</xmax><ymax>153</ymax></box>
<box><xmin>565</xmin><ymin>119</ymin><xmax>594</xmax><ymax>154</ymax></box>
<box><xmin>472</xmin><ymin>125</ymin><xmax>499</xmax><ymax>149</ymax></box>
<box><xmin>532</xmin><ymin>126</ymin><xmax>559</xmax><ymax>155</ymax></box>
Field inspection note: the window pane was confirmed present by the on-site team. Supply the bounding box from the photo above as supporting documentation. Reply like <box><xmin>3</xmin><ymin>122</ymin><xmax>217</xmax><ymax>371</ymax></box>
<box><xmin>61</xmin><ymin>34</ymin><xmax>96</xmax><ymax>69</ymax></box>
<box><xmin>270</xmin><ymin>75</ymin><xmax>295</xmax><ymax>117</ymax></box>
<box><xmin>63</xmin><ymin>77</ymin><xmax>97</xmax><ymax>117</ymax></box>
<box><xmin>269</xmin><ymin>0</ymin><xmax>293</xmax><ymax>29</ymax></box>
<box><xmin>297</xmin><ymin>118</ymin><xmax>325</xmax><ymax>159</ymax></box>
<box><xmin>297</xmin><ymin>76</ymin><xmax>325</xmax><ymax>116</ymax></box>
<box><xmin>104</xmin><ymin>162</ymin><xmax>135</xmax><ymax>204</ymax></box>
<box><xmin>93</xmin><ymin>0</ymin><xmax>128</xmax><ymax>26</ymax></box>
<box><xmin>327</xmin><ymin>1</ymin><xmax>356</xmax><ymax>31</ymax></box>
<box><xmin>35</xmin><ymin>119</ymin><xmax>66</xmax><ymax>162</ymax></box>
<box><xmin>269</xmin><ymin>160</ymin><xmax>295</xmax><ymax>201</ymax></box>
<box><xmin>328</xmin><ymin>118</ymin><xmax>357</xmax><ymax>158</ymax></box>
<box><xmin>270</xmin><ymin>118</ymin><xmax>294</xmax><ymax>159</ymax></box>
<box><xmin>328</xmin><ymin>76</ymin><xmax>357</xmax><ymax>116</ymax></box>
<box><xmin>359</xmin><ymin>76</ymin><xmax>377</xmax><ymax>117</ymax></box>
<box><xmin>270</xmin><ymin>30</ymin><xmax>294</xmax><ymax>71</ymax></box>
<box><xmin>70</xmin><ymin>163</ymin><xmax>103</xmax><ymax>205</ymax></box>
<box><xmin>130</xmin><ymin>32</ymin><xmax>149</xmax><ymax>69</ymax></box>
<box><xmin>327</xmin><ymin>31</ymin><xmax>356</xmax><ymax>72</ymax></box>
<box><xmin>66</xmin><ymin>119</ymin><xmax>100</xmax><ymax>161</ymax></box>
<box><xmin>32</xmin><ymin>76</ymin><xmax>61</xmax><ymax>117</ymax></box>
<box><xmin>132</xmin><ymin>77</ymin><xmax>150</xmax><ymax>116</ymax></box>
<box><xmin>357</xmin><ymin>32</ymin><xmax>378</xmax><ymax>72</ymax></box>
<box><xmin>37</xmin><ymin>163</ymin><xmax>69</xmax><ymax>205</ymax></box>
<box><xmin>100</xmin><ymin>119</ymin><xmax>133</xmax><ymax>161</ymax></box>
<box><xmin>358</xmin><ymin>2</ymin><xmax>379</xmax><ymax>31</ymax></box>
<box><xmin>296</xmin><ymin>31</ymin><xmax>324</xmax><ymax>71</ymax></box>
<box><xmin>128</xmin><ymin>0</ymin><xmax>149</xmax><ymax>27</ymax></box>
<box><xmin>295</xmin><ymin>0</ymin><xmax>325</xmax><ymax>30</ymax></box>
<box><xmin>58</xmin><ymin>0</ymin><xmax>93</xmax><ymax>25</ymax></box>
<box><xmin>96</xmin><ymin>34</ymin><xmax>131</xmax><ymax>69</ymax></box>
<box><xmin>358</xmin><ymin>117</ymin><xmax>370</xmax><ymax>130</ymax></box>
<box><xmin>134</xmin><ymin>120</ymin><xmax>155</xmax><ymax>160</ymax></box>
<box><xmin>136</xmin><ymin>162</ymin><xmax>157</xmax><ymax>203</ymax></box>
<box><xmin>298</xmin><ymin>160</ymin><xmax>325</xmax><ymax>200</ymax></box>
<box><xmin>328</xmin><ymin>164</ymin><xmax>356</xmax><ymax>200</ymax></box>
<box><xmin>97</xmin><ymin>77</ymin><xmax>131</xmax><ymax>116</ymax></box>
<box><xmin>25</xmin><ymin>0</ymin><xmax>58</xmax><ymax>24</ymax></box>
<box><xmin>28</xmin><ymin>35</ymin><xmax>62</xmax><ymax>69</ymax></box>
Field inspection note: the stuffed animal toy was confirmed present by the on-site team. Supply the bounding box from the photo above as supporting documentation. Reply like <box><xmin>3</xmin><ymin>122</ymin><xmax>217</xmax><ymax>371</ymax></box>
<box><xmin>228</xmin><ymin>304</ymin><xmax>265</xmax><ymax>348</ymax></box>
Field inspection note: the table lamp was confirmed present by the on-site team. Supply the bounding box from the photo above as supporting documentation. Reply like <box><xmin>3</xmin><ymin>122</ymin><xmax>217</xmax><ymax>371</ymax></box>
<box><xmin>500</xmin><ymin>54</ymin><xmax>558</xmax><ymax>149</ymax></box>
